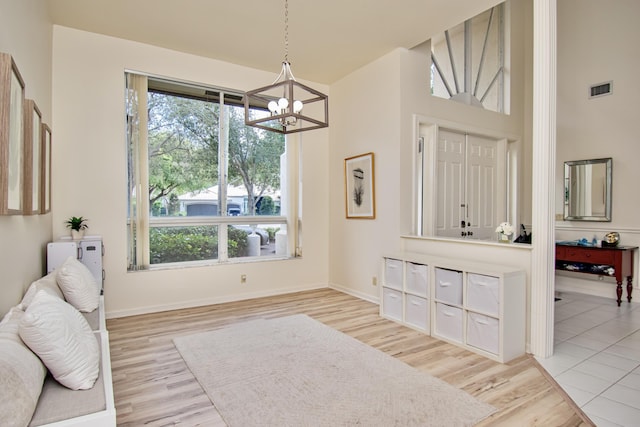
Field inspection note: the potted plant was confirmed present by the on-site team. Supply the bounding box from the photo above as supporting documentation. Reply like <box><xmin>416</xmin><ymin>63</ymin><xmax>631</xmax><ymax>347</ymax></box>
<box><xmin>65</xmin><ymin>216</ymin><xmax>88</xmax><ymax>240</ymax></box>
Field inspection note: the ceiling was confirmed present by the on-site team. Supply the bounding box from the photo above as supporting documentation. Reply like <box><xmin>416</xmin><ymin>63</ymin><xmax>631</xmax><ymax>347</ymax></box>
<box><xmin>45</xmin><ymin>0</ymin><xmax>501</xmax><ymax>85</ymax></box>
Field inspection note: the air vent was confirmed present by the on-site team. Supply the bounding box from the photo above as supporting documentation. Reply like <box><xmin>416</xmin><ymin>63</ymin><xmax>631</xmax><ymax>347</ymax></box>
<box><xmin>589</xmin><ymin>81</ymin><xmax>613</xmax><ymax>99</ymax></box>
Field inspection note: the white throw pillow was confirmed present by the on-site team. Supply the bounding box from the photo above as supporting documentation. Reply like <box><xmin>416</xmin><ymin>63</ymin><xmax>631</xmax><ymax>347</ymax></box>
<box><xmin>0</xmin><ymin>306</ymin><xmax>47</xmax><ymax>426</ymax></box>
<box><xmin>56</xmin><ymin>256</ymin><xmax>99</xmax><ymax>312</ymax></box>
<box><xmin>20</xmin><ymin>270</ymin><xmax>64</xmax><ymax>309</ymax></box>
<box><xmin>19</xmin><ymin>291</ymin><xmax>100</xmax><ymax>390</ymax></box>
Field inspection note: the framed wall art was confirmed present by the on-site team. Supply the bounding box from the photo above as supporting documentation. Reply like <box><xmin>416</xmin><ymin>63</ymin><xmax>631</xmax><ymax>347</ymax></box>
<box><xmin>23</xmin><ymin>99</ymin><xmax>42</xmax><ymax>215</ymax></box>
<box><xmin>0</xmin><ymin>52</ymin><xmax>26</xmax><ymax>215</ymax></box>
<box><xmin>344</xmin><ymin>152</ymin><xmax>375</xmax><ymax>219</ymax></box>
<box><xmin>40</xmin><ymin>123</ymin><xmax>52</xmax><ymax>214</ymax></box>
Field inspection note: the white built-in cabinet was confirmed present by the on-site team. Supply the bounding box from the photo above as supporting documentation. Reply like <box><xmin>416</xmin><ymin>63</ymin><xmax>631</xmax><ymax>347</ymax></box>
<box><xmin>380</xmin><ymin>253</ymin><xmax>525</xmax><ymax>363</ymax></box>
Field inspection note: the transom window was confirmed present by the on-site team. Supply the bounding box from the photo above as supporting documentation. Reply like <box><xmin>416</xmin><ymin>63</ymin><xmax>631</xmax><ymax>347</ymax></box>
<box><xmin>430</xmin><ymin>2</ymin><xmax>508</xmax><ymax>114</ymax></box>
<box><xmin>126</xmin><ymin>73</ymin><xmax>294</xmax><ymax>270</ymax></box>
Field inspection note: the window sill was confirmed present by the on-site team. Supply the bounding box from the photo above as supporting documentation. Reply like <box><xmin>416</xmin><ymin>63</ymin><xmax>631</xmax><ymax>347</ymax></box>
<box><xmin>128</xmin><ymin>254</ymin><xmax>296</xmax><ymax>273</ymax></box>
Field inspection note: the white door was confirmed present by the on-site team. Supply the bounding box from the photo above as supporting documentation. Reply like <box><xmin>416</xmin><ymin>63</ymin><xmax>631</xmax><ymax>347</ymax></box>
<box><xmin>466</xmin><ymin>135</ymin><xmax>499</xmax><ymax>240</ymax></box>
<box><xmin>436</xmin><ymin>129</ymin><xmax>466</xmax><ymax>238</ymax></box>
<box><xmin>436</xmin><ymin>129</ymin><xmax>500</xmax><ymax>239</ymax></box>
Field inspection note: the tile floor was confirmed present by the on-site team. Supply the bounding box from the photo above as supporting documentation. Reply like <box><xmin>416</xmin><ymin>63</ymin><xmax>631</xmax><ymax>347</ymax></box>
<box><xmin>536</xmin><ymin>291</ymin><xmax>640</xmax><ymax>426</ymax></box>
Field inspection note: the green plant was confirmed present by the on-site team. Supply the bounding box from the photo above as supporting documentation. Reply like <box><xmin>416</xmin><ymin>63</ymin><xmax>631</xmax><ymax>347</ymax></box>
<box><xmin>64</xmin><ymin>216</ymin><xmax>89</xmax><ymax>231</ymax></box>
<box><xmin>265</xmin><ymin>227</ymin><xmax>280</xmax><ymax>242</ymax></box>
<box><xmin>148</xmin><ymin>226</ymin><xmax>250</xmax><ymax>264</ymax></box>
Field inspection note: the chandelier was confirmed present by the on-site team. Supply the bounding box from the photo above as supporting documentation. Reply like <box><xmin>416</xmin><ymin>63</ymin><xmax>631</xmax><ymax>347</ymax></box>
<box><xmin>244</xmin><ymin>0</ymin><xmax>328</xmax><ymax>134</ymax></box>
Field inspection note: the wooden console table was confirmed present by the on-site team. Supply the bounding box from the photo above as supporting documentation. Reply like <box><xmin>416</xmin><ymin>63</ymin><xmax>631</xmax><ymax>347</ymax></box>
<box><xmin>555</xmin><ymin>243</ymin><xmax>637</xmax><ymax>306</ymax></box>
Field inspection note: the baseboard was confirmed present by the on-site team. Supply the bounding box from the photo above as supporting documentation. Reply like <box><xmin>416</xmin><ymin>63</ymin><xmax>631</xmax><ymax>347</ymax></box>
<box><xmin>329</xmin><ymin>283</ymin><xmax>379</xmax><ymax>305</ymax></box>
<box><xmin>555</xmin><ymin>274</ymin><xmax>638</xmax><ymax>303</ymax></box>
<box><xmin>106</xmin><ymin>283</ymin><xmax>327</xmax><ymax>319</ymax></box>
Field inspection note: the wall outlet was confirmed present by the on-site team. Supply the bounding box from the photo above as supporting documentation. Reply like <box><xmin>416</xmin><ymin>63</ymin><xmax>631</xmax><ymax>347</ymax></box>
<box><xmin>240</xmin><ymin>274</ymin><xmax>247</xmax><ymax>284</ymax></box>
<box><xmin>372</xmin><ymin>276</ymin><xmax>377</xmax><ymax>286</ymax></box>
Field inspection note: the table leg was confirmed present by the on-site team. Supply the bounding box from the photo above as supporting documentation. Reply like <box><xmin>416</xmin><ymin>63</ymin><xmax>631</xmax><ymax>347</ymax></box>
<box><xmin>627</xmin><ymin>277</ymin><xmax>633</xmax><ymax>303</ymax></box>
<box><xmin>616</xmin><ymin>281</ymin><xmax>623</xmax><ymax>306</ymax></box>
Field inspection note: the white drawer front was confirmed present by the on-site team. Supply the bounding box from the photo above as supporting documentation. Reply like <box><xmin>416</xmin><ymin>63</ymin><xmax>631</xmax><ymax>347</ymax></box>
<box><xmin>406</xmin><ymin>262</ymin><xmax>428</xmax><ymax>296</ymax></box>
<box><xmin>405</xmin><ymin>295</ymin><xmax>429</xmax><ymax>331</ymax></box>
<box><xmin>382</xmin><ymin>287</ymin><xmax>403</xmax><ymax>321</ymax></box>
<box><xmin>384</xmin><ymin>258</ymin><xmax>403</xmax><ymax>290</ymax></box>
<box><xmin>467</xmin><ymin>273</ymin><xmax>500</xmax><ymax>316</ymax></box>
<box><xmin>435</xmin><ymin>268</ymin><xmax>463</xmax><ymax>305</ymax></box>
<box><xmin>435</xmin><ymin>303</ymin><xmax>463</xmax><ymax>343</ymax></box>
<box><xmin>467</xmin><ymin>312</ymin><xmax>500</xmax><ymax>355</ymax></box>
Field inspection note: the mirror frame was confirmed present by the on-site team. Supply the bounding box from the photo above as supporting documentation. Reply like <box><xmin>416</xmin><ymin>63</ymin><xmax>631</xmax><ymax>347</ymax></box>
<box><xmin>563</xmin><ymin>157</ymin><xmax>612</xmax><ymax>222</ymax></box>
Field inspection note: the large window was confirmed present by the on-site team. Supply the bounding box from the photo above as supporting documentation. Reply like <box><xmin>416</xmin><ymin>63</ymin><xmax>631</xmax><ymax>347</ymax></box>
<box><xmin>126</xmin><ymin>73</ymin><xmax>291</xmax><ymax>270</ymax></box>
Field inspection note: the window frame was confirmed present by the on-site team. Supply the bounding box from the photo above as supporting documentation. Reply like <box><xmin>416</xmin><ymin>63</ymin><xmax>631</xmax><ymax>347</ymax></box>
<box><xmin>125</xmin><ymin>71</ymin><xmax>297</xmax><ymax>271</ymax></box>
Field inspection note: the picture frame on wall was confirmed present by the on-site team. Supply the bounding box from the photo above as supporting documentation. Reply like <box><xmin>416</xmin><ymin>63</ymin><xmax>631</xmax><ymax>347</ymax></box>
<box><xmin>23</xmin><ymin>99</ymin><xmax>42</xmax><ymax>215</ymax></box>
<box><xmin>40</xmin><ymin>123</ymin><xmax>51</xmax><ymax>214</ymax></box>
<box><xmin>0</xmin><ymin>52</ymin><xmax>26</xmax><ymax>215</ymax></box>
<box><xmin>344</xmin><ymin>152</ymin><xmax>375</xmax><ymax>219</ymax></box>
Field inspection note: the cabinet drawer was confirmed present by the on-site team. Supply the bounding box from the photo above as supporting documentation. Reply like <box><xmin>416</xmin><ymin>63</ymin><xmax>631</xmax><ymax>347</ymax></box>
<box><xmin>384</xmin><ymin>258</ymin><xmax>403</xmax><ymax>290</ymax></box>
<box><xmin>560</xmin><ymin>247</ymin><xmax>615</xmax><ymax>264</ymax></box>
<box><xmin>467</xmin><ymin>312</ymin><xmax>500</xmax><ymax>355</ymax></box>
<box><xmin>382</xmin><ymin>287</ymin><xmax>402</xmax><ymax>321</ymax></box>
<box><xmin>405</xmin><ymin>295</ymin><xmax>429</xmax><ymax>331</ymax></box>
<box><xmin>467</xmin><ymin>274</ymin><xmax>500</xmax><ymax>316</ymax></box>
<box><xmin>435</xmin><ymin>303</ymin><xmax>463</xmax><ymax>343</ymax></box>
<box><xmin>406</xmin><ymin>262</ymin><xmax>428</xmax><ymax>296</ymax></box>
<box><xmin>435</xmin><ymin>268</ymin><xmax>463</xmax><ymax>305</ymax></box>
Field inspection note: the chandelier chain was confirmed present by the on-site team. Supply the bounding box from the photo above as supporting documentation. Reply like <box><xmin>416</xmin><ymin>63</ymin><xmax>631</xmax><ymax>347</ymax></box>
<box><xmin>284</xmin><ymin>0</ymin><xmax>289</xmax><ymax>63</ymax></box>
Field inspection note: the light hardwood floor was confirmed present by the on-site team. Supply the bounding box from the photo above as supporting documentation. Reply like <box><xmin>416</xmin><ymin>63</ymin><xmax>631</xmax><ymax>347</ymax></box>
<box><xmin>107</xmin><ymin>288</ymin><xmax>594</xmax><ymax>426</ymax></box>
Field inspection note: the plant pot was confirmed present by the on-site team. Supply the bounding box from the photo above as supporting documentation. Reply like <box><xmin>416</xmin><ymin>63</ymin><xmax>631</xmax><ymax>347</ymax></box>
<box><xmin>71</xmin><ymin>229</ymin><xmax>85</xmax><ymax>240</ymax></box>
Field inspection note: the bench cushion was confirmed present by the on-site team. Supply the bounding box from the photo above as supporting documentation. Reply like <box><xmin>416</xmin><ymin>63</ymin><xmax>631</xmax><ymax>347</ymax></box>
<box><xmin>29</xmin><ymin>333</ymin><xmax>106</xmax><ymax>426</ymax></box>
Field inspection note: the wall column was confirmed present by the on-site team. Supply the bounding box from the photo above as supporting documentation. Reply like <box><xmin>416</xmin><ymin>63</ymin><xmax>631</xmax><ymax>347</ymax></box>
<box><xmin>531</xmin><ymin>0</ymin><xmax>557</xmax><ymax>358</ymax></box>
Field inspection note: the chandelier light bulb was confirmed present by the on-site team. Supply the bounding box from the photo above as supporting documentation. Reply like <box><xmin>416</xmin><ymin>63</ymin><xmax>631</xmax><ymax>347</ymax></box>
<box><xmin>293</xmin><ymin>100</ymin><xmax>303</xmax><ymax>113</ymax></box>
<box><xmin>268</xmin><ymin>100</ymin><xmax>279</xmax><ymax>113</ymax></box>
<box><xmin>278</xmin><ymin>98</ymin><xmax>289</xmax><ymax>110</ymax></box>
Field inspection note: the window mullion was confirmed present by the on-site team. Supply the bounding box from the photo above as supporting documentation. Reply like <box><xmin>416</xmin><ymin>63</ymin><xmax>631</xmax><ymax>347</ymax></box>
<box><xmin>218</xmin><ymin>93</ymin><xmax>229</xmax><ymax>261</ymax></box>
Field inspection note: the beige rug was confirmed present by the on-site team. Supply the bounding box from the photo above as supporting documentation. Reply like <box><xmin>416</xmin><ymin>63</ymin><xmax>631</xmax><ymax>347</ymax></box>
<box><xmin>173</xmin><ymin>314</ymin><xmax>495</xmax><ymax>426</ymax></box>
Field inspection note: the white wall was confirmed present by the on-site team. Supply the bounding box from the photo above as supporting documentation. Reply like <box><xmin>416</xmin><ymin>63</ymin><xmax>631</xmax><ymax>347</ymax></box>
<box><xmin>329</xmin><ymin>0</ymin><xmax>533</xmax><ymax>303</ymax></box>
<box><xmin>0</xmin><ymin>1</ymin><xmax>53</xmax><ymax>317</ymax></box>
<box><xmin>555</xmin><ymin>0</ymin><xmax>640</xmax><ymax>298</ymax></box>
<box><xmin>51</xmin><ymin>26</ymin><xmax>330</xmax><ymax>317</ymax></box>
<box><xmin>328</xmin><ymin>50</ymin><xmax>404</xmax><ymax>301</ymax></box>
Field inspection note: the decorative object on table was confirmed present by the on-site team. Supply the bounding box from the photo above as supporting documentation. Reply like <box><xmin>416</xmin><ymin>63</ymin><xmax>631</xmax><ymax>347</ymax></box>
<box><xmin>243</xmin><ymin>0</ymin><xmax>328</xmax><ymax>134</ymax></box>
<box><xmin>344</xmin><ymin>152</ymin><xmax>375</xmax><ymax>219</ymax></box>
<box><xmin>65</xmin><ymin>216</ymin><xmax>88</xmax><ymax>240</ymax></box>
<box><xmin>602</xmin><ymin>231</ymin><xmax>620</xmax><ymax>247</ymax></box>
<box><xmin>495</xmin><ymin>222</ymin><xmax>514</xmax><ymax>243</ymax></box>
<box><xmin>513</xmin><ymin>224</ymin><xmax>531</xmax><ymax>244</ymax></box>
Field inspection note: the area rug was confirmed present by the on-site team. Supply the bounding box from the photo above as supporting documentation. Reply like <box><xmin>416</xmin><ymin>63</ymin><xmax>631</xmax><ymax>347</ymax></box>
<box><xmin>173</xmin><ymin>314</ymin><xmax>495</xmax><ymax>426</ymax></box>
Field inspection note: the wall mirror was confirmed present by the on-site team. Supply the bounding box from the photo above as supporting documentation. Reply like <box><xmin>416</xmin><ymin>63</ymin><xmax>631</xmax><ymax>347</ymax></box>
<box><xmin>564</xmin><ymin>157</ymin><xmax>612</xmax><ymax>221</ymax></box>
